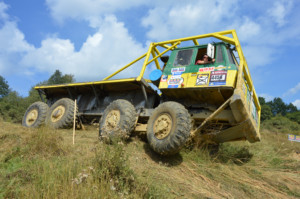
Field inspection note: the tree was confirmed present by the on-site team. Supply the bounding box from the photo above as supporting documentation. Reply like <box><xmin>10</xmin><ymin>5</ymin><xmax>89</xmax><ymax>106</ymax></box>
<box><xmin>260</xmin><ymin>104</ymin><xmax>273</xmax><ymax>122</ymax></box>
<box><xmin>0</xmin><ymin>75</ymin><xmax>10</xmax><ymax>99</ymax></box>
<box><xmin>47</xmin><ymin>70</ymin><xmax>75</xmax><ymax>85</ymax></box>
<box><xmin>0</xmin><ymin>91</ymin><xmax>27</xmax><ymax>123</ymax></box>
<box><xmin>258</xmin><ymin>97</ymin><xmax>266</xmax><ymax>106</ymax></box>
<box><xmin>267</xmin><ymin>97</ymin><xmax>287</xmax><ymax>116</ymax></box>
<box><xmin>286</xmin><ymin>111</ymin><xmax>300</xmax><ymax>124</ymax></box>
<box><xmin>286</xmin><ymin>103</ymin><xmax>298</xmax><ymax>113</ymax></box>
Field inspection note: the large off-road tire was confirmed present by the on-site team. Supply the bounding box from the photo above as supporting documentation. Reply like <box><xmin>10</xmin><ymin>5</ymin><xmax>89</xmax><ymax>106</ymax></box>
<box><xmin>22</xmin><ymin>102</ymin><xmax>49</xmax><ymax>128</ymax></box>
<box><xmin>45</xmin><ymin>98</ymin><xmax>77</xmax><ymax>129</ymax></box>
<box><xmin>99</xmin><ymin>99</ymin><xmax>137</xmax><ymax>140</ymax></box>
<box><xmin>147</xmin><ymin>102</ymin><xmax>192</xmax><ymax>155</ymax></box>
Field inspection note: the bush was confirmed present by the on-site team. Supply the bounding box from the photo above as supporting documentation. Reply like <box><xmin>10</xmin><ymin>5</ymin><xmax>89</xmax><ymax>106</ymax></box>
<box><xmin>262</xmin><ymin>115</ymin><xmax>300</xmax><ymax>135</ymax></box>
<box><xmin>93</xmin><ymin>142</ymin><xmax>138</xmax><ymax>195</ymax></box>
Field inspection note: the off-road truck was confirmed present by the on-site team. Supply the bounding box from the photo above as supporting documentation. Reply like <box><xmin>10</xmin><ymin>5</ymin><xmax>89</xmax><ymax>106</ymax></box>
<box><xmin>22</xmin><ymin>30</ymin><xmax>261</xmax><ymax>155</ymax></box>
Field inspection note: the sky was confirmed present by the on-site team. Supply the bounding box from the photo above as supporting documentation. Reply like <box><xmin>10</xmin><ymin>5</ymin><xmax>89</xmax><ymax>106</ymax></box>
<box><xmin>0</xmin><ymin>0</ymin><xmax>300</xmax><ymax>108</ymax></box>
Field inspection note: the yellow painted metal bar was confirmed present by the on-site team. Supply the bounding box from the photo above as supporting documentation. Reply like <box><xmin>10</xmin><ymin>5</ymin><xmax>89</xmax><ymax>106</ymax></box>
<box><xmin>137</xmin><ymin>43</ymin><xmax>154</xmax><ymax>81</ymax></box>
<box><xmin>153</xmin><ymin>47</ymin><xmax>160</xmax><ymax>55</ymax></box>
<box><xmin>232</xmin><ymin>30</ymin><xmax>260</xmax><ymax>117</ymax></box>
<box><xmin>103</xmin><ymin>53</ymin><xmax>147</xmax><ymax>80</ymax></box>
<box><xmin>158</xmin><ymin>44</ymin><xmax>172</xmax><ymax>49</ymax></box>
<box><xmin>212</xmin><ymin>34</ymin><xmax>235</xmax><ymax>45</ymax></box>
<box><xmin>156</xmin><ymin>30</ymin><xmax>235</xmax><ymax>45</ymax></box>
<box><xmin>34</xmin><ymin>78</ymin><xmax>137</xmax><ymax>89</ymax></box>
<box><xmin>193</xmin><ymin>39</ymin><xmax>199</xmax><ymax>45</ymax></box>
<box><xmin>147</xmin><ymin>42</ymin><xmax>180</xmax><ymax>67</ymax></box>
<box><xmin>170</xmin><ymin>42</ymin><xmax>178</xmax><ymax>48</ymax></box>
<box><xmin>151</xmin><ymin>50</ymin><xmax>161</xmax><ymax>70</ymax></box>
<box><xmin>218</xmin><ymin>30</ymin><xmax>235</xmax><ymax>35</ymax></box>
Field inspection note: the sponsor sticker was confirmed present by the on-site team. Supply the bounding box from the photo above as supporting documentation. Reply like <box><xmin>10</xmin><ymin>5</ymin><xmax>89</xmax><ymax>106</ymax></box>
<box><xmin>161</xmin><ymin>75</ymin><xmax>168</xmax><ymax>82</ymax></box>
<box><xmin>196</xmin><ymin>74</ymin><xmax>209</xmax><ymax>86</ymax></box>
<box><xmin>167</xmin><ymin>85</ymin><xmax>179</xmax><ymax>88</ymax></box>
<box><xmin>168</xmin><ymin>76</ymin><xmax>183</xmax><ymax>85</ymax></box>
<box><xmin>172</xmin><ymin>71</ymin><xmax>183</xmax><ymax>75</ymax></box>
<box><xmin>199</xmin><ymin>67</ymin><xmax>215</xmax><ymax>72</ymax></box>
<box><xmin>251</xmin><ymin>100</ymin><xmax>258</xmax><ymax>125</ymax></box>
<box><xmin>209</xmin><ymin>71</ymin><xmax>227</xmax><ymax>86</ymax></box>
<box><xmin>215</xmin><ymin>65</ymin><xmax>226</xmax><ymax>70</ymax></box>
<box><xmin>171</xmin><ymin>67</ymin><xmax>185</xmax><ymax>73</ymax></box>
<box><xmin>288</xmin><ymin>134</ymin><xmax>300</xmax><ymax>142</ymax></box>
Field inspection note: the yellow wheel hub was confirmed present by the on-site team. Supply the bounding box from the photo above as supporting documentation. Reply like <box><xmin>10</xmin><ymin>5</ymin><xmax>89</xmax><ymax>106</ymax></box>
<box><xmin>153</xmin><ymin>113</ymin><xmax>172</xmax><ymax>139</ymax></box>
<box><xmin>51</xmin><ymin>105</ymin><xmax>66</xmax><ymax>122</ymax></box>
<box><xmin>26</xmin><ymin>109</ymin><xmax>39</xmax><ymax>126</ymax></box>
<box><xmin>105</xmin><ymin>110</ymin><xmax>121</xmax><ymax>130</ymax></box>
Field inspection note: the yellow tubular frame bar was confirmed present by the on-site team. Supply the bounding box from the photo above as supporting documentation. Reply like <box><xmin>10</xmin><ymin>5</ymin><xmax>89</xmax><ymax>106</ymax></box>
<box><xmin>100</xmin><ymin>30</ymin><xmax>260</xmax><ymax>123</ymax></box>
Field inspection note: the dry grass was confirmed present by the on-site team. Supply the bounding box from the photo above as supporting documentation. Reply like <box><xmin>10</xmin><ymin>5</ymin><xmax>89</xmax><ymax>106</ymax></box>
<box><xmin>0</xmin><ymin>121</ymin><xmax>299</xmax><ymax>198</ymax></box>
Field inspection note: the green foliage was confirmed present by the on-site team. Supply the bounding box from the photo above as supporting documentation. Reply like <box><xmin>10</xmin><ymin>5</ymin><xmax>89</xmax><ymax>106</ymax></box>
<box><xmin>286</xmin><ymin>103</ymin><xmax>298</xmax><ymax>113</ymax></box>
<box><xmin>261</xmin><ymin>115</ymin><xmax>300</xmax><ymax>135</ymax></box>
<box><xmin>260</xmin><ymin>104</ymin><xmax>273</xmax><ymax>122</ymax></box>
<box><xmin>264</xmin><ymin>97</ymin><xmax>298</xmax><ymax>116</ymax></box>
<box><xmin>258</xmin><ymin>96</ymin><xmax>265</xmax><ymax>105</ymax></box>
<box><xmin>286</xmin><ymin>111</ymin><xmax>300</xmax><ymax>124</ymax></box>
<box><xmin>0</xmin><ymin>92</ymin><xmax>27</xmax><ymax>123</ymax></box>
<box><xmin>47</xmin><ymin>70</ymin><xmax>75</xmax><ymax>85</ymax></box>
<box><xmin>0</xmin><ymin>126</ymin><xmax>158</xmax><ymax>198</ymax></box>
<box><xmin>259</xmin><ymin>96</ymin><xmax>299</xmax><ymax>126</ymax></box>
<box><xmin>267</xmin><ymin>97</ymin><xmax>288</xmax><ymax>116</ymax></box>
<box><xmin>93</xmin><ymin>143</ymin><xmax>137</xmax><ymax>194</ymax></box>
<box><xmin>0</xmin><ymin>70</ymin><xmax>74</xmax><ymax>123</ymax></box>
<box><xmin>0</xmin><ymin>75</ymin><xmax>10</xmax><ymax>98</ymax></box>
<box><xmin>215</xmin><ymin>144</ymin><xmax>253</xmax><ymax>165</ymax></box>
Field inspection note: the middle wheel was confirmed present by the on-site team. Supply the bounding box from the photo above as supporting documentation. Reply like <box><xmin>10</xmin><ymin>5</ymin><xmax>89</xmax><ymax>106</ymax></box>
<box><xmin>99</xmin><ymin>99</ymin><xmax>137</xmax><ymax>140</ymax></box>
<box><xmin>147</xmin><ymin>101</ymin><xmax>192</xmax><ymax>155</ymax></box>
<box><xmin>45</xmin><ymin>98</ymin><xmax>77</xmax><ymax>129</ymax></box>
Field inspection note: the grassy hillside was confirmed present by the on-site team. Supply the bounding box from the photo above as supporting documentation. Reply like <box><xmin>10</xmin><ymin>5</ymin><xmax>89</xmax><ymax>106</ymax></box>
<box><xmin>0</xmin><ymin>121</ymin><xmax>299</xmax><ymax>198</ymax></box>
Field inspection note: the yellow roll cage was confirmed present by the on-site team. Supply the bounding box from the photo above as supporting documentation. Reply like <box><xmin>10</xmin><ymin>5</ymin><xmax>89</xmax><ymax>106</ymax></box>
<box><xmin>103</xmin><ymin>30</ymin><xmax>259</xmax><ymax>114</ymax></box>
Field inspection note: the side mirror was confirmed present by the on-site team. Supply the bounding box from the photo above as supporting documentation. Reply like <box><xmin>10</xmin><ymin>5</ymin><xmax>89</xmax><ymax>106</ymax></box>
<box><xmin>207</xmin><ymin>43</ymin><xmax>215</xmax><ymax>59</ymax></box>
<box><xmin>160</xmin><ymin>55</ymin><xmax>169</xmax><ymax>63</ymax></box>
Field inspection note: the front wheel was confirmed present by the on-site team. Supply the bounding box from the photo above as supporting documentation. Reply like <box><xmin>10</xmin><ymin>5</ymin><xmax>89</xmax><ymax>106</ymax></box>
<box><xmin>147</xmin><ymin>102</ymin><xmax>192</xmax><ymax>155</ymax></box>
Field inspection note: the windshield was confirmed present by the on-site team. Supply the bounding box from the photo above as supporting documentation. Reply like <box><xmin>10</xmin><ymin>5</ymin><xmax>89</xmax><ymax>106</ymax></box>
<box><xmin>173</xmin><ymin>49</ymin><xmax>193</xmax><ymax>67</ymax></box>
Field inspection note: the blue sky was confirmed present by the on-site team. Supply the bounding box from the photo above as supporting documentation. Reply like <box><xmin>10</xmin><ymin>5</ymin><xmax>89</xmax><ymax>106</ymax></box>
<box><xmin>0</xmin><ymin>0</ymin><xmax>300</xmax><ymax>107</ymax></box>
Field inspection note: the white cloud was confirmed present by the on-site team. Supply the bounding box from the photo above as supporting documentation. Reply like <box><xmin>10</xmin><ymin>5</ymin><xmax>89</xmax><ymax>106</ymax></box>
<box><xmin>1</xmin><ymin>0</ymin><xmax>300</xmax><ymax>98</ymax></box>
<box><xmin>0</xmin><ymin>2</ymin><xmax>151</xmax><ymax>85</ymax></box>
<box><xmin>292</xmin><ymin>99</ymin><xmax>300</xmax><ymax>109</ymax></box>
<box><xmin>283</xmin><ymin>82</ymin><xmax>300</xmax><ymax>97</ymax></box>
<box><xmin>45</xmin><ymin>0</ymin><xmax>148</xmax><ymax>27</ymax></box>
<box><xmin>21</xmin><ymin>15</ymin><xmax>147</xmax><ymax>81</ymax></box>
<box><xmin>139</xmin><ymin>0</ymin><xmax>299</xmax><ymax>70</ymax></box>
<box><xmin>235</xmin><ymin>17</ymin><xmax>261</xmax><ymax>41</ymax></box>
<box><xmin>242</xmin><ymin>45</ymin><xmax>275</xmax><ymax>67</ymax></box>
<box><xmin>0</xmin><ymin>2</ymin><xmax>9</xmax><ymax>20</ymax></box>
<box><xmin>142</xmin><ymin>0</ymin><xmax>238</xmax><ymax>41</ymax></box>
<box><xmin>267</xmin><ymin>0</ymin><xmax>293</xmax><ymax>27</ymax></box>
<box><xmin>0</xmin><ymin>21</ymin><xmax>34</xmax><ymax>75</ymax></box>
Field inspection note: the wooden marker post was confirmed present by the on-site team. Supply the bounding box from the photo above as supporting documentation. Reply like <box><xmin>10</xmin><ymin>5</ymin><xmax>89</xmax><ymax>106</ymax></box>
<box><xmin>73</xmin><ymin>99</ymin><xmax>77</xmax><ymax>145</ymax></box>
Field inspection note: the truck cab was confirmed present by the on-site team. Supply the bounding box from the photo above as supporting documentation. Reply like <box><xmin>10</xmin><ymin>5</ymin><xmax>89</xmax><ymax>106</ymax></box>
<box><xmin>159</xmin><ymin>42</ymin><xmax>238</xmax><ymax>107</ymax></box>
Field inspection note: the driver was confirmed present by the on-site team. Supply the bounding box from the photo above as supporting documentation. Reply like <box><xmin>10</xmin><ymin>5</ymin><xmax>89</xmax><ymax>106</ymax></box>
<box><xmin>196</xmin><ymin>54</ymin><xmax>215</xmax><ymax>65</ymax></box>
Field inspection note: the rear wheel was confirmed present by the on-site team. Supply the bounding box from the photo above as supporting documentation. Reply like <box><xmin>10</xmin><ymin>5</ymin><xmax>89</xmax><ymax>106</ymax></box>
<box><xmin>22</xmin><ymin>102</ymin><xmax>49</xmax><ymax>127</ymax></box>
<box><xmin>99</xmin><ymin>99</ymin><xmax>137</xmax><ymax>140</ymax></box>
<box><xmin>45</xmin><ymin>98</ymin><xmax>77</xmax><ymax>129</ymax></box>
<box><xmin>147</xmin><ymin>102</ymin><xmax>192</xmax><ymax>155</ymax></box>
